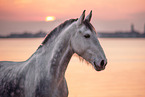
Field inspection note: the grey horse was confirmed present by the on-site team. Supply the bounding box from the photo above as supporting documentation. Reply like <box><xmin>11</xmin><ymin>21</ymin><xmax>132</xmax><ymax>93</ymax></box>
<box><xmin>0</xmin><ymin>10</ymin><xmax>107</xmax><ymax>97</ymax></box>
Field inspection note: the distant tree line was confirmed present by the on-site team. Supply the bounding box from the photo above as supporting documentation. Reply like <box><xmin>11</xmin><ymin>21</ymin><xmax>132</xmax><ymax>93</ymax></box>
<box><xmin>0</xmin><ymin>31</ymin><xmax>47</xmax><ymax>38</ymax></box>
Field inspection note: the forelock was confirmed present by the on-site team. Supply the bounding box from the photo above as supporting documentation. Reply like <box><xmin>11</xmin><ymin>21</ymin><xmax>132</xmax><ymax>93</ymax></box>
<box><xmin>83</xmin><ymin>20</ymin><xmax>96</xmax><ymax>32</ymax></box>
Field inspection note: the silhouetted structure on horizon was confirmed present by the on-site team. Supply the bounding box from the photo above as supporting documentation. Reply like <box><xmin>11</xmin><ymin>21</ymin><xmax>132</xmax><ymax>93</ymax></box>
<box><xmin>98</xmin><ymin>24</ymin><xmax>145</xmax><ymax>38</ymax></box>
<box><xmin>144</xmin><ymin>24</ymin><xmax>145</xmax><ymax>34</ymax></box>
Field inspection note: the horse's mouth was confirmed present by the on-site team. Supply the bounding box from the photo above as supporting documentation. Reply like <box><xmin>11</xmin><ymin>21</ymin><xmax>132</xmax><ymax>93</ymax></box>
<box><xmin>93</xmin><ymin>61</ymin><xmax>105</xmax><ymax>71</ymax></box>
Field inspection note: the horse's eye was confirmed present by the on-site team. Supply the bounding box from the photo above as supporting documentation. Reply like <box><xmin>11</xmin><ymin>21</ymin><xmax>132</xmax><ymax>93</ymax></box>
<box><xmin>84</xmin><ymin>34</ymin><xmax>90</xmax><ymax>38</ymax></box>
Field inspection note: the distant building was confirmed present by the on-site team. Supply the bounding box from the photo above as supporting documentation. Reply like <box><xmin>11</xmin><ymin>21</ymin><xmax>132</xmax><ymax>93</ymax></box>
<box><xmin>143</xmin><ymin>24</ymin><xmax>145</xmax><ymax>37</ymax></box>
<box><xmin>144</xmin><ymin>24</ymin><xmax>145</xmax><ymax>34</ymax></box>
<box><xmin>131</xmin><ymin>24</ymin><xmax>135</xmax><ymax>32</ymax></box>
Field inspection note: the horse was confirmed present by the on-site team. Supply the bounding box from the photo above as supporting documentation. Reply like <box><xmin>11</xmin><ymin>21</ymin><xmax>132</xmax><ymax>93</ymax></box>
<box><xmin>0</xmin><ymin>10</ymin><xmax>107</xmax><ymax>97</ymax></box>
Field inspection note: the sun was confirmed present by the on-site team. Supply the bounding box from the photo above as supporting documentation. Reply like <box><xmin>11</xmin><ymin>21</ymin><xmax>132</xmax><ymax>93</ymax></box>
<box><xmin>45</xmin><ymin>16</ymin><xmax>56</xmax><ymax>22</ymax></box>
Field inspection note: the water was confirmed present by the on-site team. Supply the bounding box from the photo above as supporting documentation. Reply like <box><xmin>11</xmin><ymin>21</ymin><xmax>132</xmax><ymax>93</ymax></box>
<box><xmin>0</xmin><ymin>38</ymin><xmax>145</xmax><ymax>97</ymax></box>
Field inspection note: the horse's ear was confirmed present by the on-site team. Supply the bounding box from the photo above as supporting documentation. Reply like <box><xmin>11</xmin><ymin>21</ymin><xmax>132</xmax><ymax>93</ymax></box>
<box><xmin>77</xmin><ymin>10</ymin><xmax>86</xmax><ymax>26</ymax></box>
<box><xmin>85</xmin><ymin>10</ymin><xmax>92</xmax><ymax>22</ymax></box>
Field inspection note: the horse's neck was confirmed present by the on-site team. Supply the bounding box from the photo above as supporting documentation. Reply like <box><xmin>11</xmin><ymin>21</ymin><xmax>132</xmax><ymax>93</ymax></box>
<box><xmin>50</xmin><ymin>41</ymin><xmax>73</xmax><ymax>82</ymax></box>
<box><xmin>31</xmin><ymin>24</ymin><xmax>75</xmax><ymax>82</ymax></box>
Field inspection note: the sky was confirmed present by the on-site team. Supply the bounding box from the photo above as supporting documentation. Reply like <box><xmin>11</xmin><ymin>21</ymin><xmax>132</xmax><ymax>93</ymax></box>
<box><xmin>0</xmin><ymin>0</ymin><xmax>145</xmax><ymax>35</ymax></box>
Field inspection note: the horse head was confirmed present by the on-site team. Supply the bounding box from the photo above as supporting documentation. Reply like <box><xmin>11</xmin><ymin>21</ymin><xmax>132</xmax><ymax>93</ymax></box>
<box><xmin>71</xmin><ymin>10</ymin><xmax>107</xmax><ymax>71</ymax></box>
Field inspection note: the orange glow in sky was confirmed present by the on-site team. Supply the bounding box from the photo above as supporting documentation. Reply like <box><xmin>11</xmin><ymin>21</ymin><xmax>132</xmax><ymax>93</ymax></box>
<box><xmin>0</xmin><ymin>0</ymin><xmax>145</xmax><ymax>21</ymax></box>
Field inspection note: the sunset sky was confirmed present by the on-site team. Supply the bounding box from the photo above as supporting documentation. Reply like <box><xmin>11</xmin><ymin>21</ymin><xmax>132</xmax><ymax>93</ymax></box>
<box><xmin>0</xmin><ymin>0</ymin><xmax>145</xmax><ymax>35</ymax></box>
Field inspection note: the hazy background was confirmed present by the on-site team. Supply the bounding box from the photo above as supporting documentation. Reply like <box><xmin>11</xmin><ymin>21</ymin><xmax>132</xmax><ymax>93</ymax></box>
<box><xmin>0</xmin><ymin>0</ymin><xmax>145</xmax><ymax>35</ymax></box>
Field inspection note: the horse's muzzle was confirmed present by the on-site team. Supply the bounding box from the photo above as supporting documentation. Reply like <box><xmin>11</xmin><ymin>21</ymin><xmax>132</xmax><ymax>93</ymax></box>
<box><xmin>93</xmin><ymin>60</ymin><xmax>107</xmax><ymax>71</ymax></box>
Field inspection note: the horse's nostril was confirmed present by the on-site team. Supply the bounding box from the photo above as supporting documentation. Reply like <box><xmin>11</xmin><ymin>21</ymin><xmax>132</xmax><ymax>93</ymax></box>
<box><xmin>100</xmin><ymin>60</ymin><xmax>104</xmax><ymax>67</ymax></box>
